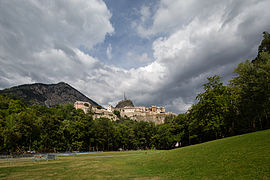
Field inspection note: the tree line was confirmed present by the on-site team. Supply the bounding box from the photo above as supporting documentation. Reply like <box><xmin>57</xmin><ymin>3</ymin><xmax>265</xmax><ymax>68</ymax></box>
<box><xmin>0</xmin><ymin>32</ymin><xmax>269</xmax><ymax>153</ymax></box>
<box><xmin>0</xmin><ymin>97</ymin><xmax>158</xmax><ymax>153</ymax></box>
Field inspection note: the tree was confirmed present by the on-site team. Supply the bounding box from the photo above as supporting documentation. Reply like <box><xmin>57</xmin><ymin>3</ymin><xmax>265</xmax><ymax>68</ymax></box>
<box><xmin>154</xmin><ymin>124</ymin><xmax>174</xmax><ymax>149</ymax></box>
<box><xmin>189</xmin><ymin>75</ymin><xmax>230</xmax><ymax>141</ymax></box>
<box><xmin>258</xmin><ymin>31</ymin><xmax>270</xmax><ymax>55</ymax></box>
<box><xmin>93</xmin><ymin>118</ymin><xmax>114</xmax><ymax>151</ymax></box>
<box><xmin>231</xmin><ymin>52</ymin><xmax>270</xmax><ymax>131</ymax></box>
<box><xmin>133</xmin><ymin>121</ymin><xmax>156</xmax><ymax>149</ymax></box>
<box><xmin>113</xmin><ymin>110</ymin><xmax>121</xmax><ymax>119</ymax></box>
<box><xmin>170</xmin><ymin>114</ymin><xmax>189</xmax><ymax>146</ymax></box>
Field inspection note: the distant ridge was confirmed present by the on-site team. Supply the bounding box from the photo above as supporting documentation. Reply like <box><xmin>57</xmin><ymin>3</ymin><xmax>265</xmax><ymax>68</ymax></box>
<box><xmin>0</xmin><ymin>82</ymin><xmax>98</xmax><ymax>107</ymax></box>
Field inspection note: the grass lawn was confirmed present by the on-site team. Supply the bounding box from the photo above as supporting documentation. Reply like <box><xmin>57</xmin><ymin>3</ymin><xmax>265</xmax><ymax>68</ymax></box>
<box><xmin>0</xmin><ymin>129</ymin><xmax>269</xmax><ymax>179</ymax></box>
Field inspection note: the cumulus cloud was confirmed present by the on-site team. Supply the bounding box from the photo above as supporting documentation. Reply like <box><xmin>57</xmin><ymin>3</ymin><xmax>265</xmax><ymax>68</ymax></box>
<box><xmin>136</xmin><ymin>0</ymin><xmax>269</xmax><ymax>38</ymax></box>
<box><xmin>0</xmin><ymin>0</ymin><xmax>113</xmax><ymax>90</ymax></box>
<box><xmin>127</xmin><ymin>0</ymin><xmax>270</xmax><ymax>112</ymax></box>
<box><xmin>1</xmin><ymin>0</ymin><xmax>270</xmax><ymax>113</ymax></box>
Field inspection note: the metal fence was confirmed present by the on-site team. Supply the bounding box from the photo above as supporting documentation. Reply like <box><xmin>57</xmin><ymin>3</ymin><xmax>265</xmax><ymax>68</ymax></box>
<box><xmin>0</xmin><ymin>154</ymin><xmax>34</xmax><ymax>159</ymax></box>
<box><xmin>0</xmin><ymin>153</ymin><xmax>59</xmax><ymax>165</ymax></box>
<box><xmin>0</xmin><ymin>151</ymin><xmax>101</xmax><ymax>164</ymax></box>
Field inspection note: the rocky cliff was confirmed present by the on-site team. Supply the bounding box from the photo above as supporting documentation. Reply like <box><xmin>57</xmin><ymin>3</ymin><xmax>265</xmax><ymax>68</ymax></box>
<box><xmin>0</xmin><ymin>82</ymin><xmax>98</xmax><ymax>107</ymax></box>
<box><xmin>115</xmin><ymin>99</ymin><xmax>134</xmax><ymax>108</ymax></box>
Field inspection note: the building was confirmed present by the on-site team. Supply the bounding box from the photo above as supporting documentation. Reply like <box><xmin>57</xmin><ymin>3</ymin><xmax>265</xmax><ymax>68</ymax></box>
<box><xmin>113</xmin><ymin>99</ymin><xmax>169</xmax><ymax>124</ymax></box>
<box><xmin>107</xmin><ymin>104</ymin><xmax>113</xmax><ymax>112</ymax></box>
<box><xmin>74</xmin><ymin>101</ymin><xmax>91</xmax><ymax>114</ymax></box>
<box><xmin>74</xmin><ymin>101</ymin><xmax>118</xmax><ymax>121</ymax></box>
<box><xmin>74</xmin><ymin>99</ymin><xmax>174</xmax><ymax>124</ymax></box>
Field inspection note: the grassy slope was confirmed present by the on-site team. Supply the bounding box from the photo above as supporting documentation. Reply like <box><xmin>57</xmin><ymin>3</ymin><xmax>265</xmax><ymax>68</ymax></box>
<box><xmin>127</xmin><ymin>129</ymin><xmax>270</xmax><ymax>179</ymax></box>
<box><xmin>0</xmin><ymin>130</ymin><xmax>269</xmax><ymax>179</ymax></box>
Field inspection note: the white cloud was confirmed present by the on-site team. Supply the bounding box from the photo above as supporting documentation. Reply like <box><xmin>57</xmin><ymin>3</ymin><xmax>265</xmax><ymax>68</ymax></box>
<box><xmin>140</xmin><ymin>5</ymin><xmax>151</xmax><ymax>23</ymax></box>
<box><xmin>166</xmin><ymin>97</ymin><xmax>193</xmax><ymax>113</ymax></box>
<box><xmin>136</xmin><ymin>0</ymin><xmax>266</xmax><ymax>38</ymax></box>
<box><xmin>106</xmin><ymin>44</ymin><xmax>112</xmax><ymax>60</ymax></box>
<box><xmin>0</xmin><ymin>0</ymin><xmax>113</xmax><ymax>83</ymax></box>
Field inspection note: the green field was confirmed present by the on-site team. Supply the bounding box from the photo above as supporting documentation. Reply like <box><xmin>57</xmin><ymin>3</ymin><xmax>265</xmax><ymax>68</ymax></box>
<box><xmin>0</xmin><ymin>130</ymin><xmax>269</xmax><ymax>179</ymax></box>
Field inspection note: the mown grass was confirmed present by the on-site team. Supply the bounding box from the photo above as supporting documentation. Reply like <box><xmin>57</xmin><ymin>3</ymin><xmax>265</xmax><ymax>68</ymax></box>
<box><xmin>0</xmin><ymin>129</ymin><xmax>269</xmax><ymax>179</ymax></box>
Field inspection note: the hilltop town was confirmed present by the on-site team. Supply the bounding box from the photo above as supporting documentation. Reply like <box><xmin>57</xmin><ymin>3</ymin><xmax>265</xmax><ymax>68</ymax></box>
<box><xmin>74</xmin><ymin>99</ymin><xmax>175</xmax><ymax>124</ymax></box>
<box><xmin>0</xmin><ymin>81</ymin><xmax>175</xmax><ymax>125</ymax></box>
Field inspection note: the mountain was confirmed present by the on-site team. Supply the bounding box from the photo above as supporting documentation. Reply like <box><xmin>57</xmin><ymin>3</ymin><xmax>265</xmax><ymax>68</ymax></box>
<box><xmin>0</xmin><ymin>82</ymin><xmax>98</xmax><ymax>107</ymax></box>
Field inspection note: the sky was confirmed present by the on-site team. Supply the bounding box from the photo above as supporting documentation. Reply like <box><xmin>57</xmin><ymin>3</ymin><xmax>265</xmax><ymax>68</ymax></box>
<box><xmin>0</xmin><ymin>0</ymin><xmax>270</xmax><ymax>113</ymax></box>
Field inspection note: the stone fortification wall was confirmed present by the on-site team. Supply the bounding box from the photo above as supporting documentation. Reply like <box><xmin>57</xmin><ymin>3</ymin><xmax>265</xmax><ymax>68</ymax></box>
<box><xmin>130</xmin><ymin>114</ymin><xmax>166</xmax><ymax>124</ymax></box>
<box><xmin>119</xmin><ymin>110</ymin><xmax>172</xmax><ymax>125</ymax></box>
<box><xmin>93</xmin><ymin>113</ymin><xmax>118</xmax><ymax>121</ymax></box>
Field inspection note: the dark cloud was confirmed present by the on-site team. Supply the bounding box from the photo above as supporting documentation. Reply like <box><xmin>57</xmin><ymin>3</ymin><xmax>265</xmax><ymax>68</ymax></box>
<box><xmin>133</xmin><ymin>0</ymin><xmax>270</xmax><ymax>113</ymax></box>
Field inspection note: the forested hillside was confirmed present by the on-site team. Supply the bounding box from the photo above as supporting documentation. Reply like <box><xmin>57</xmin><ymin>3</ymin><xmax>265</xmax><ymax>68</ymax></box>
<box><xmin>0</xmin><ymin>32</ymin><xmax>269</xmax><ymax>153</ymax></box>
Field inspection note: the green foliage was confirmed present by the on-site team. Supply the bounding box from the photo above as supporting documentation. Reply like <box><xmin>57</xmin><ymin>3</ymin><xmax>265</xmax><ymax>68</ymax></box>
<box><xmin>231</xmin><ymin>51</ymin><xmax>270</xmax><ymax>132</ymax></box>
<box><xmin>189</xmin><ymin>75</ymin><xmax>230</xmax><ymax>141</ymax></box>
<box><xmin>113</xmin><ymin>110</ymin><xmax>120</xmax><ymax>118</ymax></box>
<box><xmin>258</xmin><ymin>31</ymin><xmax>270</xmax><ymax>54</ymax></box>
